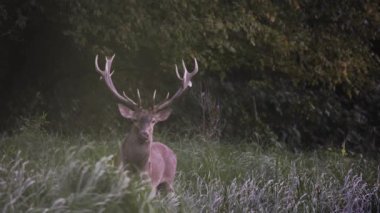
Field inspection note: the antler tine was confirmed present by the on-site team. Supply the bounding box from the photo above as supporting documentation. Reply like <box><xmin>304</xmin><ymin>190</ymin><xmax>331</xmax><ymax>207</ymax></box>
<box><xmin>181</xmin><ymin>59</ymin><xmax>188</xmax><ymax>73</ymax></box>
<box><xmin>153</xmin><ymin>89</ymin><xmax>157</xmax><ymax>105</ymax></box>
<box><xmin>137</xmin><ymin>89</ymin><xmax>142</xmax><ymax>107</ymax></box>
<box><xmin>123</xmin><ymin>91</ymin><xmax>138</xmax><ymax>105</ymax></box>
<box><xmin>175</xmin><ymin>64</ymin><xmax>182</xmax><ymax>80</ymax></box>
<box><xmin>105</xmin><ymin>54</ymin><xmax>115</xmax><ymax>72</ymax></box>
<box><xmin>95</xmin><ymin>54</ymin><xmax>101</xmax><ymax>73</ymax></box>
<box><xmin>182</xmin><ymin>57</ymin><xmax>198</xmax><ymax>88</ymax></box>
<box><xmin>181</xmin><ymin>59</ymin><xmax>189</xmax><ymax>88</ymax></box>
<box><xmin>154</xmin><ymin>57</ymin><xmax>199</xmax><ymax>111</ymax></box>
<box><xmin>95</xmin><ymin>54</ymin><xmax>138</xmax><ymax>109</ymax></box>
<box><xmin>192</xmin><ymin>57</ymin><xmax>199</xmax><ymax>76</ymax></box>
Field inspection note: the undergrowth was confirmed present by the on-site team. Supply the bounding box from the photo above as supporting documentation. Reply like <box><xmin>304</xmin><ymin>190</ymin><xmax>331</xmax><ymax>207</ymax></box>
<box><xmin>0</xmin><ymin>117</ymin><xmax>379</xmax><ymax>212</ymax></box>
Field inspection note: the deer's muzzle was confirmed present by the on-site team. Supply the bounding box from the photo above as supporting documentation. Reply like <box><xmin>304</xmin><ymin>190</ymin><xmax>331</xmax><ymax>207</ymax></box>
<box><xmin>139</xmin><ymin>131</ymin><xmax>150</xmax><ymax>142</ymax></box>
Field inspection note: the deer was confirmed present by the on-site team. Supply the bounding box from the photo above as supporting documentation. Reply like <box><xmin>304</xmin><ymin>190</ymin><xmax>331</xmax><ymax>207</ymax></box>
<box><xmin>95</xmin><ymin>54</ymin><xmax>198</xmax><ymax>196</ymax></box>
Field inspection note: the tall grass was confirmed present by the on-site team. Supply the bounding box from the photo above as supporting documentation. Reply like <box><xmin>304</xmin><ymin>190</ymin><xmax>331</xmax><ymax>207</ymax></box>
<box><xmin>0</xmin><ymin>117</ymin><xmax>379</xmax><ymax>212</ymax></box>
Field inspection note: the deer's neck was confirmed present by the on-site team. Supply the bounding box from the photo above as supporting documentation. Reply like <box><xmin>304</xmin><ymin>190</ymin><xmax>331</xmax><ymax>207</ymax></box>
<box><xmin>121</xmin><ymin>126</ymin><xmax>152</xmax><ymax>171</ymax></box>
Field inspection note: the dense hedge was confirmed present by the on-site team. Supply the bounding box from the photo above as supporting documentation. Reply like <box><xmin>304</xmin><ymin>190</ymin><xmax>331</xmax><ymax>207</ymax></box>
<box><xmin>0</xmin><ymin>0</ymin><xmax>379</xmax><ymax>151</ymax></box>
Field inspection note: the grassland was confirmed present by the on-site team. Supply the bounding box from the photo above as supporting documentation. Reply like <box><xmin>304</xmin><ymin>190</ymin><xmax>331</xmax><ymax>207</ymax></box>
<box><xmin>0</xmin><ymin>118</ymin><xmax>379</xmax><ymax>212</ymax></box>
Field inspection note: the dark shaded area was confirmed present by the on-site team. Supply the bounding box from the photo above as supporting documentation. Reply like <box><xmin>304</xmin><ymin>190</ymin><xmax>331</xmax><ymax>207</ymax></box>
<box><xmin>0</xmin><ymin>0</ymin><xmax>379</xmax><ymax>153</ymax></box>
<box><xmin>0</xmin><ymin>1</ymin><xmax>108</xmax><ymax>133</ymax></box>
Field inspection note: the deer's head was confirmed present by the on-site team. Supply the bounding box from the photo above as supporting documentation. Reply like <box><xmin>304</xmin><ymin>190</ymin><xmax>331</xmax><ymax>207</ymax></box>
<box><xmin>118</xmin><ymin>105</ymin><xmax>172</xmax><ymax>143</ymax></box>
<box><xmin>95</xmin><ymin>54</ymin><xmax>198</xmax><ymax>143</ymax></box>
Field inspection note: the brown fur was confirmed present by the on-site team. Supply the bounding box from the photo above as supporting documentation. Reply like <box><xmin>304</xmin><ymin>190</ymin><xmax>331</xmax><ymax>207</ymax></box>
<box><xmin>119</xmin><ymin>106</ymin><xmax>176</xmax><ymax>195</ymax></box>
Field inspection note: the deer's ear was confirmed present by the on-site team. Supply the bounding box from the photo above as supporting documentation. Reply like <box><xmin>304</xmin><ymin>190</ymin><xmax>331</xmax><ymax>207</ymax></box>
<box><xmin>118</xmin><ymin>104</ymin><xmax>136</xmax><ymax>120</ymax></box>
<box><xmin>155</xmin><ymin>108</ymin><xmax>172</xmax><ymax>122</ymax></box>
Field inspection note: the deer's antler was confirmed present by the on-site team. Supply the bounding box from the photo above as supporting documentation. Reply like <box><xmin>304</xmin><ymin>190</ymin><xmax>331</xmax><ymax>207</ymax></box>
<box><xmin>154</xmin><ymin>58</ymin><xmax>198</xmax><ymax>111</ymax></box>
<box><xmin>95</xmin><ymin>54</ymin><xmax>138</xmax><ymax>110</ymax></box>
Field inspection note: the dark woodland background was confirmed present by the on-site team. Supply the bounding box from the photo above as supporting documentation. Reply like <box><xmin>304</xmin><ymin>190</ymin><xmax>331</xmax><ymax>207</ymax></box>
<box><xmin>0</xmin><ymin>0</ymin><xmax>379</xmax><ymax>153</ymax></box>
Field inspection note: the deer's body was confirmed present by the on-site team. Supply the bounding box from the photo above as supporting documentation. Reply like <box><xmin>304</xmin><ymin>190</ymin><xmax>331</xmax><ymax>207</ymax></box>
<box><xmin>148</xmin><ymin>142</ymin><xmax>177</xmax><ymax>191</ymax></box>
<box><xmin>120</xmin><ymin>127</ymin><xmax>177</xmax><ymax>192</ymax></box>
<box><xmin>95</xmin><ymin>54</ymin><xmax>197</xmax><ymax>196</ymax></box>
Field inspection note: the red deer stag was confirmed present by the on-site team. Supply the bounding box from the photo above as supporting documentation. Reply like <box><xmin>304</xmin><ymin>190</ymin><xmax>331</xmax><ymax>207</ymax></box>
<box><xmin>95</xmin><ymin>54</ymin><xmax>198</xmax><ymax>195</ymax></box>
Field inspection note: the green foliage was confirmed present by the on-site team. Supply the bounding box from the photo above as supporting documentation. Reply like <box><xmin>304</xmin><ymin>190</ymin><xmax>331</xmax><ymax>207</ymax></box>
<box><xmin>0</xmin><ymin>122</ymin><xmax>379</xmax><ymax>212</ymax></box>
<box><xmin>65</xmin><ymin>0</ymin><xmax>379</xmax><ymax>90</ymax></box>
<box><xmin>0</xmin><ymin>152</ymin><xmax>156</xmax><ymax>212</ymax></box>
<box><xmin>0</xmin><ymin>0</ymin><xmax>40</xmax><ymax>41</ymax></box>
<box><xmin>0</xmin><ymin>0</ymin><xmax>379</xmax><ymax>150</ymax></box>
<box><xmin>60</xmin><ymin>0</ymin><xmax>380</xmax><ymax>150</ymax></box>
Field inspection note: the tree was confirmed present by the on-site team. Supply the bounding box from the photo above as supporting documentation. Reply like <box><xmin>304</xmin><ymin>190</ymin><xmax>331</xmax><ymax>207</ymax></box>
<box><xmin>1</xmin><ymin>0</ymin><xmax>379</xmax><ymax>151</ymax></box>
